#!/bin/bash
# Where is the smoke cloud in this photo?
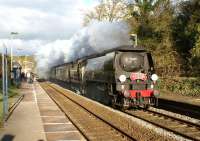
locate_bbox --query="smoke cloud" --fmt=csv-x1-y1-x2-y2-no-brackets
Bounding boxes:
35,21,131,78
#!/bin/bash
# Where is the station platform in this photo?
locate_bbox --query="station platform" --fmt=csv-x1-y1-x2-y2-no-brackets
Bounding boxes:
0,82,85,141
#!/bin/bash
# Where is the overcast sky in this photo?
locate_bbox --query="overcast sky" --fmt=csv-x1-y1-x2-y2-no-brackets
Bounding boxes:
0,0,98,55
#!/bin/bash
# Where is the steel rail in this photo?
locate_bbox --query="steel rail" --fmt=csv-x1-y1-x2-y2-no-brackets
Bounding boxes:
40,83,90,141
41,82,136,141
147,108,200,128
125,109,200,141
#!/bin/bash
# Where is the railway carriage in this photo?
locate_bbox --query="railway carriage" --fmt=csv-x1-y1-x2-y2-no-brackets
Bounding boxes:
50,45,159,109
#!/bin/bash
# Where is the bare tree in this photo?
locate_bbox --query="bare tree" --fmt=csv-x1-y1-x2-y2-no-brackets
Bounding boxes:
83,0,128,25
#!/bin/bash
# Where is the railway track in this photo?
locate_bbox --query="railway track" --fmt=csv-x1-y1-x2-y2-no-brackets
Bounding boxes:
41,82,200,140
125,109,200,141
41,82,135,141
40,82,175,141
158,98,200,119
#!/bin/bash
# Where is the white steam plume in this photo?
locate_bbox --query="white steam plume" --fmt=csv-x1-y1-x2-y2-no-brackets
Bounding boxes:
35,21,131,78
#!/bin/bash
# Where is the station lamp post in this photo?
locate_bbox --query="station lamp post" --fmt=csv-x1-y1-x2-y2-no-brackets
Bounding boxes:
1,32,19,124
1,42,9,123
10,32,19,72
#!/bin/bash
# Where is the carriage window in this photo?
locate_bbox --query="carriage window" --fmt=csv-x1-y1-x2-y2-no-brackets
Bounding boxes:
70,64,78,80
64,66,69,80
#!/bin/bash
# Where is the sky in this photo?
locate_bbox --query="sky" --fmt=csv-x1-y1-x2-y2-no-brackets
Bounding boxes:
0,0,98,55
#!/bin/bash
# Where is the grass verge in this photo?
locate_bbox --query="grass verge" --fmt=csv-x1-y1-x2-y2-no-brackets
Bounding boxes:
0,83,20,126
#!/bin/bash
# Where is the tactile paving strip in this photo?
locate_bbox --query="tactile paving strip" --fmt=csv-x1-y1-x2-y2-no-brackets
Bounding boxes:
34,83,86,141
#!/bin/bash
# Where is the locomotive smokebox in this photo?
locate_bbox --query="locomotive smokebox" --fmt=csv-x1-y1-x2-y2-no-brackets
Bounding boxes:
119,53,143,72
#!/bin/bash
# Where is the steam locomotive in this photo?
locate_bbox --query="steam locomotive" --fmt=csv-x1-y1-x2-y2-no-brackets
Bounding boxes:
50,45,159,109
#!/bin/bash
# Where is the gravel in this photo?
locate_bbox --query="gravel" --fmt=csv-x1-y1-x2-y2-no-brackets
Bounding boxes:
50,83,180,141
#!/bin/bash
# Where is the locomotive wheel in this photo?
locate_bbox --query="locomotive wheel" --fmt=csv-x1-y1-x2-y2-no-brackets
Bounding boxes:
80,83,86,96
111,100,117,109
111,95,125,110
120,97,130,111
111,96,117,109
143,104,150,110
121,106,129,111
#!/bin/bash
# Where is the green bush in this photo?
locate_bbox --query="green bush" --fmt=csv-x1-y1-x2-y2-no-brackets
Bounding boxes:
157,77,200,96
0,80,2,90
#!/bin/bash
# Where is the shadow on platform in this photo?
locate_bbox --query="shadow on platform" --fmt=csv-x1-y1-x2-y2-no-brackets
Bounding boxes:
0,135,44,141
1,134,15,141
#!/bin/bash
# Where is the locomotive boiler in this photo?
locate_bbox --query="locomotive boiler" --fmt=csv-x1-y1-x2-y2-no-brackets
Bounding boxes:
50,45,159,109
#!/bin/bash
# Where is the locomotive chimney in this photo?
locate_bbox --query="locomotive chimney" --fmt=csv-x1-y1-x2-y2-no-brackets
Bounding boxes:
130,34,138,47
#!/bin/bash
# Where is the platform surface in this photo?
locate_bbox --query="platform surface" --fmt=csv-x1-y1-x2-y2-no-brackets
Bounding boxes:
0,82,85,141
